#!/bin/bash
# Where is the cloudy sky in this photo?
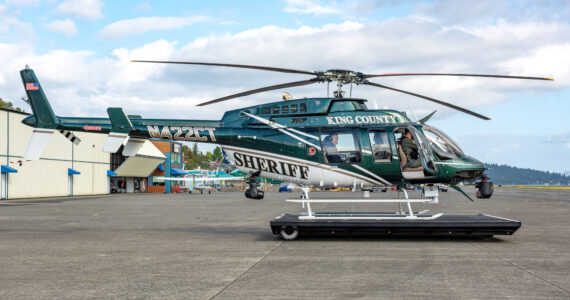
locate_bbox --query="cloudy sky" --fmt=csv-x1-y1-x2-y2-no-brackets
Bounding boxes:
1,0,569,173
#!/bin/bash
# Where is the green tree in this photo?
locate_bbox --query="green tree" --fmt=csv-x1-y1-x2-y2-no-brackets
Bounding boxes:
0,97,24,112
212,146,223,161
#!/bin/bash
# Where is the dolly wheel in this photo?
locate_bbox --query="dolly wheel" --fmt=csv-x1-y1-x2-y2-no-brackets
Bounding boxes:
280,227,299,240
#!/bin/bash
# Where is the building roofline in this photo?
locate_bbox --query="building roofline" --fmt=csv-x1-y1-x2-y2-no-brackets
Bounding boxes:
0,107,31,116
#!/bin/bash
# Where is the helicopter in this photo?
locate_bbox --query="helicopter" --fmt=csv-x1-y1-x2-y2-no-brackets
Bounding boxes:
18,62,552,201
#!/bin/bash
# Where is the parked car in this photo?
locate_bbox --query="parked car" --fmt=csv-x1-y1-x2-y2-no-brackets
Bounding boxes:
279,182,296,192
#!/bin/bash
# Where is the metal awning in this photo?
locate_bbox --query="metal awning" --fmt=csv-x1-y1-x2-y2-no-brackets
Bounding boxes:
68,168,80,175
171,168,187,175
1,165,17,174
107,170,118,176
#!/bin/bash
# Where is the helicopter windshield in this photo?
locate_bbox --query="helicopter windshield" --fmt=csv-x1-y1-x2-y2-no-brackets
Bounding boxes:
422,125,464,159
329,101,367,112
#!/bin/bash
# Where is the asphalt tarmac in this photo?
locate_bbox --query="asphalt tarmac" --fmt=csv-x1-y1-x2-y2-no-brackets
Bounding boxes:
0,188,568,299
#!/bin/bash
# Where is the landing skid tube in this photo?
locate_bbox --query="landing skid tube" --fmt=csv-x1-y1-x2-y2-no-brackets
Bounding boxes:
270,187,521,240
292,187,439,220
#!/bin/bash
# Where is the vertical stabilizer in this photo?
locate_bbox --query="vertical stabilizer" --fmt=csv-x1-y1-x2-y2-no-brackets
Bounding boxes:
103,107,132,153
20,67,59,129
20,67,60,160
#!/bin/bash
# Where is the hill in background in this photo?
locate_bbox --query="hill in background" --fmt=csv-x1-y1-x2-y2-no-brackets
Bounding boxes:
484,163,569,185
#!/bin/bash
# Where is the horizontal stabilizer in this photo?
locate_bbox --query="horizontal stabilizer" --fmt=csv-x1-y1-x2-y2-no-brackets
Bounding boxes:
59,130,81,145
103,132,129,153
24,128,55,160
122,138,146,157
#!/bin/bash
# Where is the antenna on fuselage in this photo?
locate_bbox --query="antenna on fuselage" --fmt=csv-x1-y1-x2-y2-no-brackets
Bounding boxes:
407,105,419,122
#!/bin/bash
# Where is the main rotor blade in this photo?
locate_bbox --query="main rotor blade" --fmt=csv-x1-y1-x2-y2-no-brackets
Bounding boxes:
197,79,320,106
364,73,553,81
132,60,315,76
363,80,491,120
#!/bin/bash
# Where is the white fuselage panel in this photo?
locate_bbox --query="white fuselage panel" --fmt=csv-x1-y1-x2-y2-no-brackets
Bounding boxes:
222,146,383,187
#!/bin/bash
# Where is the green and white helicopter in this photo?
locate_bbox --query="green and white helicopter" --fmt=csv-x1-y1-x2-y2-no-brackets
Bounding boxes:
19,62,552,202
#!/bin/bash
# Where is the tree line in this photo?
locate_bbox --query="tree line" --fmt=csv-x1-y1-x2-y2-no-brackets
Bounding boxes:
484,163,569,185
182,143,225,171
0,97,25,112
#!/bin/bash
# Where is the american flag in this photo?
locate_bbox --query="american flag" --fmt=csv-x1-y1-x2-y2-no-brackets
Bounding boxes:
26,83,39,91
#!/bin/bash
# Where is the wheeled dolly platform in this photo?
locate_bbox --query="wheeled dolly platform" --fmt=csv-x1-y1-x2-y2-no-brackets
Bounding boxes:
270,213,521,240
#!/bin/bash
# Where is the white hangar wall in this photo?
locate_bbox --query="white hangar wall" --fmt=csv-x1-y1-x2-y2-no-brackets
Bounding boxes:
1,108,110,199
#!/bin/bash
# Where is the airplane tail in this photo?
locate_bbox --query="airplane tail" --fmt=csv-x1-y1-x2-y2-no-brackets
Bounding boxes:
20,67,59,129
20,67,80,160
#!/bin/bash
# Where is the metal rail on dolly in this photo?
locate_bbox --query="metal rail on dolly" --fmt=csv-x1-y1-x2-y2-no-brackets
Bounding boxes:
287,187,442,220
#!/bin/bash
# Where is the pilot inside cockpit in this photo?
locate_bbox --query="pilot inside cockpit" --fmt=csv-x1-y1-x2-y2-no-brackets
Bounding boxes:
323,132,342,163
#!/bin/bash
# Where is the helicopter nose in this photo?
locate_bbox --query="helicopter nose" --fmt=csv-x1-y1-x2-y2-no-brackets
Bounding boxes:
463,155,485,168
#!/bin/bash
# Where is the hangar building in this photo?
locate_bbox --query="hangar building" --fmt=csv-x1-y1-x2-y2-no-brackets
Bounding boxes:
1,107,181,200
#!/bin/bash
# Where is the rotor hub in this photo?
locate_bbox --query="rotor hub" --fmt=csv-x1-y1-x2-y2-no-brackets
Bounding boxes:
317,69,365,85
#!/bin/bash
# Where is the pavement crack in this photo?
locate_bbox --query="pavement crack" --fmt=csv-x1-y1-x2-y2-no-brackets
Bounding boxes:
210,240,283,299
467,241,570,296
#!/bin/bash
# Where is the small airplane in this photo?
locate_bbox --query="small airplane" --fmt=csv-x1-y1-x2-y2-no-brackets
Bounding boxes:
157,172,244,194
18,62,552,202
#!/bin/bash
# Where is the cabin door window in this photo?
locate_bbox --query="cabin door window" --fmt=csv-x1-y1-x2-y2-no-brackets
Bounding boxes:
319,130,361,164
368,131,391,162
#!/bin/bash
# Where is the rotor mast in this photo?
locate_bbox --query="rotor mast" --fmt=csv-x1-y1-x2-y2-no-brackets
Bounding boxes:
318,69,365,98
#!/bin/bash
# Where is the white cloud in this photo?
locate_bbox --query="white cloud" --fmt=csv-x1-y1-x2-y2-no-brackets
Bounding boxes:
284,0,343,15
501,44,570,87
57,0,104,20
133,2,151,13
44,19,78,36
1,17,569,125
98,16,211,41
0,5,35,40
4,0,40,6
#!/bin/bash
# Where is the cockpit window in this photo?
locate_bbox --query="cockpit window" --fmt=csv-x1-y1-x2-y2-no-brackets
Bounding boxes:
422,126,464,159
329,101,367,113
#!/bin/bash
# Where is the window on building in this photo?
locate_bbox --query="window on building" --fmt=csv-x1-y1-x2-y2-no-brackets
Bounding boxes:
110,146,126,171
281,105,289,114
272,106,280,114
171,143,181,164
300,103,307,113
